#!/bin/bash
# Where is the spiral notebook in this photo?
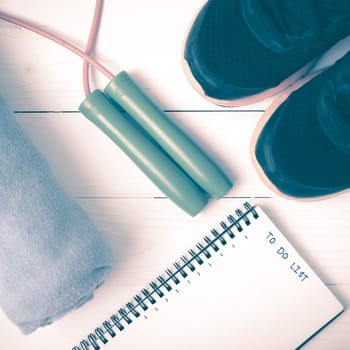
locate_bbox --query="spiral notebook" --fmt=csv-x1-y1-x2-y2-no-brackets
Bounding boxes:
73,203,343,350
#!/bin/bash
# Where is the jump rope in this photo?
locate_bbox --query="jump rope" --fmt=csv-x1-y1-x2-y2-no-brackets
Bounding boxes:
0,1,232,216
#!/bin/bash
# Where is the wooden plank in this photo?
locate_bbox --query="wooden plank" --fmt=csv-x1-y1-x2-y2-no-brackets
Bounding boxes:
72,197,350,286
0,195,348,349
1,0,349,111
16,111,269,197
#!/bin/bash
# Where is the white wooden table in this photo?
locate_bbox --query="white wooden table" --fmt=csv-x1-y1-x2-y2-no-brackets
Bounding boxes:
1,1,350,349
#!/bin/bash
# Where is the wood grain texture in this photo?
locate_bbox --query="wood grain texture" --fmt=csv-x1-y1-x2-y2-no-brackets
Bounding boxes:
1,0,349,349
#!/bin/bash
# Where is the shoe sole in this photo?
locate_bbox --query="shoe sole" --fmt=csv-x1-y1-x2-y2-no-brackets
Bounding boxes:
249,69,350,201
181,0,318,107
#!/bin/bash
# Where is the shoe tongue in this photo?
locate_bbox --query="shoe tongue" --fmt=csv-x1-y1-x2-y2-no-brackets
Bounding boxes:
317,57,350,154
242,0,321,53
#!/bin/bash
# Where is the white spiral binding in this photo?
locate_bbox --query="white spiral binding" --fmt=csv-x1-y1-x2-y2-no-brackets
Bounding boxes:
73,202,259,350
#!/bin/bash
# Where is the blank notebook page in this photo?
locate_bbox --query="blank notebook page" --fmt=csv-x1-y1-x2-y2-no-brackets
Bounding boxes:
76,206,343,350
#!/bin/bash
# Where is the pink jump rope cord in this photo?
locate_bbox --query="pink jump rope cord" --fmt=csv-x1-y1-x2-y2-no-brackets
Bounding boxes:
0,0,112,97
83,0,104,96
